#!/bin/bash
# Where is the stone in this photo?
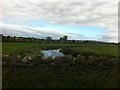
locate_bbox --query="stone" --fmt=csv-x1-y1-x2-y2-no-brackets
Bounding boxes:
49,62,56,66
87,55,99,65
31,55,42,65
22,56,32,64
2,55,11,64
76,55,86,64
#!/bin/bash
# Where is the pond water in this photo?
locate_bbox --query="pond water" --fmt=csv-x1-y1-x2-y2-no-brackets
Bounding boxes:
41,49,64,59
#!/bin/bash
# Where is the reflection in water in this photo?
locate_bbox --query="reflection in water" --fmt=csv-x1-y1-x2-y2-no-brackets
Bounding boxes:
41,49,64,59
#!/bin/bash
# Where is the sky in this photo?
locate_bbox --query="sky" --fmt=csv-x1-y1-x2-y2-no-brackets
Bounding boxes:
0,0,119,42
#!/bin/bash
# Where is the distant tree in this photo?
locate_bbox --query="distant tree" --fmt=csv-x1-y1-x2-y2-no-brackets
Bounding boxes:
23,38,26,41
29,37,31,40
72,39,75,43
7,36,10,39
63,35,68,41
13,36,16,39
59,37,63,41
46,36,52,41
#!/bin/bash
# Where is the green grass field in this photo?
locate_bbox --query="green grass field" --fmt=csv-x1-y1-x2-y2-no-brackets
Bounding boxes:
2,42,118,57
2,42,39,54
2,42,119,88
3,65,119,88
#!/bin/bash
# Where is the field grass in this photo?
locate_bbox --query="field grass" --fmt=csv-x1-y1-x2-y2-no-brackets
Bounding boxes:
70,45,118,57
2,64,119,88
2,42,118,57
2,42,40,54
2,42,119,88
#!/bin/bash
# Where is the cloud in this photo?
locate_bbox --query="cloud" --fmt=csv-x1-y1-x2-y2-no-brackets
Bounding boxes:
1,0,119,42
1,23,99,40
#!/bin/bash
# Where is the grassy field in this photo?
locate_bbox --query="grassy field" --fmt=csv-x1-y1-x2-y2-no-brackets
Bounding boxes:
2,42,118,57
2,42,119,88
3,65,119,88
2,42,40,54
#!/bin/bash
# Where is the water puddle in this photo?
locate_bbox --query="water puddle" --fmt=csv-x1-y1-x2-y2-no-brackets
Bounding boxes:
41,49,64,59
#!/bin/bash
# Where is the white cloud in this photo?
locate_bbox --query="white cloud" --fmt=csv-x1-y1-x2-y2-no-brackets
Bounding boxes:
1,0,119,42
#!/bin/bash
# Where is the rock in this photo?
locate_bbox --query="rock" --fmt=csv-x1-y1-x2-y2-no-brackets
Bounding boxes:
62,55,76,65
2,54,22,64
41,58,52,65
99,56,109,61
76,55,86,60
49,62,56,66
2,55,11,64
110,58,118,65
15,63,23,66
17,55,21,58
76,55,86,64
98,62,104,68
99,56,110,66
88,55,99,60
31,55,42,65
54,57,63,65
16,55,22,63
31,55,53,66
22,56,32,64
53,55,75,66
11,54,23,64
3,55,9,57
87,55,99,65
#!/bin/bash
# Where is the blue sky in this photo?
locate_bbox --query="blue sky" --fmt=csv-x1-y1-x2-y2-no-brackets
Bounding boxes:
2,18,105,40
44,24,104,37
25,19,104,38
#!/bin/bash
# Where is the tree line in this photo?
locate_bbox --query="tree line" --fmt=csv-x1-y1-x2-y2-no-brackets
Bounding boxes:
1,34,70,43
1,34,117,44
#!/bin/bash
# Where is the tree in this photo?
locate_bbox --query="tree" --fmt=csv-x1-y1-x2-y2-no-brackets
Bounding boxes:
63,35,68,41
13,36,16,39
7,36,10,39
59,37,63,41
29,37,31,40
46,36,52,41
72,39,75,43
